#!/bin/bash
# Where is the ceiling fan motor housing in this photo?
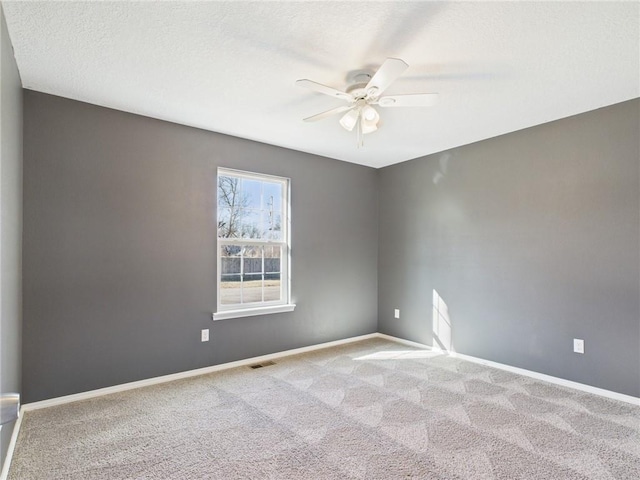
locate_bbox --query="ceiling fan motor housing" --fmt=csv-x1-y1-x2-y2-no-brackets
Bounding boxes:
345,71,375,99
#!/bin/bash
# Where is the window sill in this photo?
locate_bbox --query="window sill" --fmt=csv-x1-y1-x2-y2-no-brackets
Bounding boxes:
213,304,296,321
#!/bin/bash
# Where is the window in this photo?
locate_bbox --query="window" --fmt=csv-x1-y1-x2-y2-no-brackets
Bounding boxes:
213,168,294,320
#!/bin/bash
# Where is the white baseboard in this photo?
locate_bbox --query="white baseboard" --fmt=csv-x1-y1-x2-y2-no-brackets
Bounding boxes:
0,413,23,480
16,330,640,411
22,333,378,412
0,332,378,479
3,330,638,479
376,333,436,350
377,333,640,406
451,350,640,406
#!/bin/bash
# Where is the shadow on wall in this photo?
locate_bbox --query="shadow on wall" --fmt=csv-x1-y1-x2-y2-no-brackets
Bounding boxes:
432,289,453,352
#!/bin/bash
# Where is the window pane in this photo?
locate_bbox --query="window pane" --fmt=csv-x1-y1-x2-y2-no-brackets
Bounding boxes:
243,246,263,276
242,246,263,304
221,246,241,305
220,274,241,305
242,179,262,209
263,182,282,240
242,274,263,303
262,211,282,241
264,246,281,274
264,246,281,302
237,209,262,239
220,246,241,274
264,273,281,302
218,176,240,208
217,207,234,238
263,182,282,212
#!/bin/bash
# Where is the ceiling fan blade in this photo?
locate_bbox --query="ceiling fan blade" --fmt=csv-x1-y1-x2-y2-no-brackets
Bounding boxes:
295,79,351,101
303,105,353,122
365,58,409,97
377,93,440,107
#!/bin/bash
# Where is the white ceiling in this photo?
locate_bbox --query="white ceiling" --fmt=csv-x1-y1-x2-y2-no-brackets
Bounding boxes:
3,1,639,168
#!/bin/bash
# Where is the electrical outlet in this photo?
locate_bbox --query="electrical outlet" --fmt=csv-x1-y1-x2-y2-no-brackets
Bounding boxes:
573,338,584,354
201,329,210,342
394,309,400,319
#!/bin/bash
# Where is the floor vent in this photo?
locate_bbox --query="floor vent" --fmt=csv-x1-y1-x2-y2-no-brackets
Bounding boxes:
249,361,276,369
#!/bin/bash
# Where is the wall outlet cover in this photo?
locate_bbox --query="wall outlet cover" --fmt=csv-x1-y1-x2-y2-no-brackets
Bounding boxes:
201,329,210,342
573,338,584,354
394,309,400,319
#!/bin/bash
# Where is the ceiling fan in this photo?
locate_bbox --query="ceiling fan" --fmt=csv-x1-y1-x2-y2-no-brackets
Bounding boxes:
296,58,439,147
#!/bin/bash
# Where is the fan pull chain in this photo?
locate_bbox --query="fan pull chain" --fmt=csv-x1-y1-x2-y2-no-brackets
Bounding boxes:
356,114,364,148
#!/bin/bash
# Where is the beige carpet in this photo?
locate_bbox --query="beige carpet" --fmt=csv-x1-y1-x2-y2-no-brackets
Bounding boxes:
8,338,640,479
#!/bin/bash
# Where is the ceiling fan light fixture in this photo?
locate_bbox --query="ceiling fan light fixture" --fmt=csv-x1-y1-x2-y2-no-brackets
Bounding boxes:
339,108,360,131
362,105,379,122
361,120,378,135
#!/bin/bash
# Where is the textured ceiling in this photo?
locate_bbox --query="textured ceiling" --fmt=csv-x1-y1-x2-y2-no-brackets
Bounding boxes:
3,1,639,168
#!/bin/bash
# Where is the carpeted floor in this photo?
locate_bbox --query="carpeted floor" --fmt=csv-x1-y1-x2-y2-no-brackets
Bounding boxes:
8,338,640,479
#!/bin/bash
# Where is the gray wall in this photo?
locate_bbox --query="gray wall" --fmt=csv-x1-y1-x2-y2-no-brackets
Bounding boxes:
379,99,640,397
22,91,378,403
20,88,640,403
0,5,23,469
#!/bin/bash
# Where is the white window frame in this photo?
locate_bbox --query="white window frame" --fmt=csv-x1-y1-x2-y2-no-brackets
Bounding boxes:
213,168,294,320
